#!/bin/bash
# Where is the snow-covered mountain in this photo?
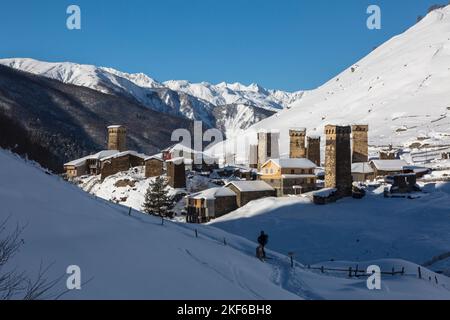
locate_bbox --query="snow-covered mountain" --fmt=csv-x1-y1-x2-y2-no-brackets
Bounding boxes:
211,5,450,160
0,58,299,135
164,80,303,111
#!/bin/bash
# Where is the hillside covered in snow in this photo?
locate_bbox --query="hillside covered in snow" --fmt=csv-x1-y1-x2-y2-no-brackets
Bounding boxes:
211,5,450,159
1,149,449,299
210,182,450,273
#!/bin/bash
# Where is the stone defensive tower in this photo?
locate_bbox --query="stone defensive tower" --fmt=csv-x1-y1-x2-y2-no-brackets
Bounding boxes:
289,128,307,159
107,125,127,152
307,136,321,166
257,131,280,169
248,144,258,169
325,125,352,197
352,125,369,163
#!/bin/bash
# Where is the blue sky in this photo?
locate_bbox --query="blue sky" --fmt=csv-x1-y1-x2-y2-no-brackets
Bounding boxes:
0,0,445,91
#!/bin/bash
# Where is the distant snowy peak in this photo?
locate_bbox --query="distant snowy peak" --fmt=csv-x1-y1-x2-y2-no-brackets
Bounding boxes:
99,67,163,89
0,57,302,134
164,79,304,111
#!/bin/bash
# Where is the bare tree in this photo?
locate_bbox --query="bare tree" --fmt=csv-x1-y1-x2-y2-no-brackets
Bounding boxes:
0,218,63,300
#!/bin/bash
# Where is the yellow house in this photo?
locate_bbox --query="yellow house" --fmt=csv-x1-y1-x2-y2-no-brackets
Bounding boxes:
259,158,317,196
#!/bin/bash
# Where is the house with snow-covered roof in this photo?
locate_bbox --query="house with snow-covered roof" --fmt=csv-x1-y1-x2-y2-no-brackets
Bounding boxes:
100,150,149,180
225,180,276,207
162,143,218,172
370,159,408,178
64,150,120,178
64,125,149,180
185,187,238,223
351,162,374,182
258,158,317,196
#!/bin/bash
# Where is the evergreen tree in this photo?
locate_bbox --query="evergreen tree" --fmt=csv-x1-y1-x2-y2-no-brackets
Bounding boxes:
142,176,173,217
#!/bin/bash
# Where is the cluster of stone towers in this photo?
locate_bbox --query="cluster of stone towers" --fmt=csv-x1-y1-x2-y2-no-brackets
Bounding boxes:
252,125,368,199
289,128,321,166
324,124,369,198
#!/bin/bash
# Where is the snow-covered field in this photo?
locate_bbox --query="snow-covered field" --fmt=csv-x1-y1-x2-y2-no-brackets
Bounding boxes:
210,182,450,274
1,149,449,299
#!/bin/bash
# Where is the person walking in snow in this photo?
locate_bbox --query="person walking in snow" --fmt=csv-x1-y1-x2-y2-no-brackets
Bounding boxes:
257,231,269,259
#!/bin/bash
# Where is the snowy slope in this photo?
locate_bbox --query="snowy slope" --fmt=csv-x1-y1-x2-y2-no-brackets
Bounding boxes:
0,58,297,134
211,6,450,159
2,149,449,299
0,149,296,299
210,182,450,273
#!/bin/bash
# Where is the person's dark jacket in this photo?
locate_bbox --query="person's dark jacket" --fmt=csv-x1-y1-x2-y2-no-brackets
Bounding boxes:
258,234,268,246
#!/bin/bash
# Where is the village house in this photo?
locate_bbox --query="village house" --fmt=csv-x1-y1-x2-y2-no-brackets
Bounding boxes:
351,162,375,182
64,150,120,178
145,154,164,178
225,181,276,207
258,158,317,196
370,159,408,178
64,125,151,180
100,151,148,180
185,187,237,223
403,165,431,178
162,143,218,172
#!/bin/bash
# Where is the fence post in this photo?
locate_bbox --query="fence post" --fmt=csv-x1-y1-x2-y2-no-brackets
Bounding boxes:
392,267,395,276
223,238,227,246
195,229,198,238
321,266,324,273
418,267,422,279
435,276,438,285
349,267,353,278
128,207,132,216
401,267,405,275
161,217,164,226
355,265,359,277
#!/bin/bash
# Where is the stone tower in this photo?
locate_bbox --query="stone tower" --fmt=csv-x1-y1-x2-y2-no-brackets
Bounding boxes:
107,125,127,152
289,128,307,159
248,144,258,169
325,125,352,197
166,159,186,189
307,136,321,166
352,125,369,163
257,131,280,169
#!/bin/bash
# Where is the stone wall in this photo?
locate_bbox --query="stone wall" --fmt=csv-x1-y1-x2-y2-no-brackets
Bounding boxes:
227,184,276,207
145,159,164,178
100,154,144,180
214,196,238,218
